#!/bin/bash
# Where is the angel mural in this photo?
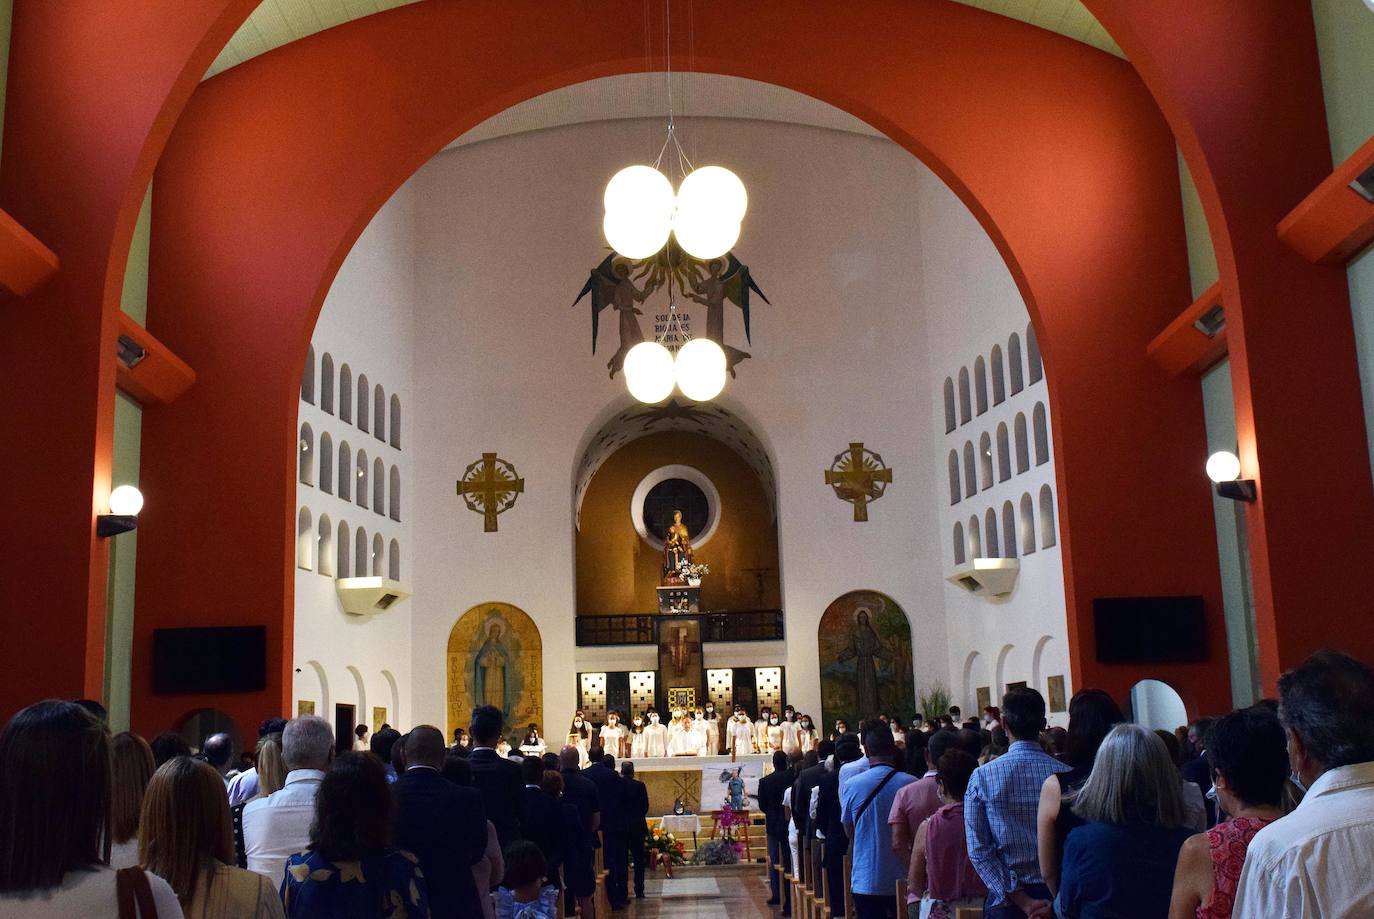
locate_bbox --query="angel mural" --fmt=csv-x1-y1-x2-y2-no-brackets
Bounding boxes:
573,241,769,381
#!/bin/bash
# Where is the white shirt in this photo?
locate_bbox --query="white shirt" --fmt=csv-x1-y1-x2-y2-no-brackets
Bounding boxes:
0,865,184,918
242,768,325,879
226,766,259,807
1234,761,1374,918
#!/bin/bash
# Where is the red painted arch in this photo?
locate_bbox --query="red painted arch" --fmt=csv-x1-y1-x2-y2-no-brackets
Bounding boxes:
137,0,1229,736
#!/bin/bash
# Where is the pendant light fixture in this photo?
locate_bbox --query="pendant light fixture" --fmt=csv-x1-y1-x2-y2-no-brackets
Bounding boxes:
605,1,743,403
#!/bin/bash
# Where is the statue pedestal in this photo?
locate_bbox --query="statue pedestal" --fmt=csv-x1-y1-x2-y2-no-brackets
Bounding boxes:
657,585,701,614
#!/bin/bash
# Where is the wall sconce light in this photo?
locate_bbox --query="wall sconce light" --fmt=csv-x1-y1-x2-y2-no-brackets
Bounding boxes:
1206,451,1256,502
98,485,143,537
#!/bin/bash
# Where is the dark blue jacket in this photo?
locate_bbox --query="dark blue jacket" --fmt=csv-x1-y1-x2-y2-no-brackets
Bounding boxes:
468,747,524,847
584,762,626,835
390,766,487,918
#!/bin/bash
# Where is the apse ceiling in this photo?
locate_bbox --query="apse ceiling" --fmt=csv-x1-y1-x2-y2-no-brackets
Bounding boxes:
205,0,1122,83
573,400,777,529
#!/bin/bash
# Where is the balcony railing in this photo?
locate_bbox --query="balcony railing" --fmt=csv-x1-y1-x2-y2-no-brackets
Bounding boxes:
575,609,784,646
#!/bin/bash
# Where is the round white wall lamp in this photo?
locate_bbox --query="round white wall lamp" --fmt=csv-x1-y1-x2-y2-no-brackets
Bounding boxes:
99,484,144,537
1206,450,1256,502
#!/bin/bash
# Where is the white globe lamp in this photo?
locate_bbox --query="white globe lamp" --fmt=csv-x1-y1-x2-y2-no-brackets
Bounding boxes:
671,209,740,260
109,484,144,517
676,166,748,222
623,341,676,403
675,338,728,401
604,165,675,219
603,210,672,260
1205,451,1241,484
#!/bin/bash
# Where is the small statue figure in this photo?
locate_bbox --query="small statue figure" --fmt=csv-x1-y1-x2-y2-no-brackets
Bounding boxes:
661,509,693,585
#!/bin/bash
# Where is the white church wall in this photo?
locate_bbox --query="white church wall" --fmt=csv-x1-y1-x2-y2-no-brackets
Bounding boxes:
294,180,417,733
406,115,953,733
915,168,1072,726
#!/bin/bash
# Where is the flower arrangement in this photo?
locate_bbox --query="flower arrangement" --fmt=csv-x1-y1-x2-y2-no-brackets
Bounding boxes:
682,561,711,579
691,838,742,865
647,825,687,870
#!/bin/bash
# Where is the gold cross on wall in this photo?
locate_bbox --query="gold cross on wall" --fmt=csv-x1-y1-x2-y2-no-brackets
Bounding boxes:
457,452,525,532
825,442,893,522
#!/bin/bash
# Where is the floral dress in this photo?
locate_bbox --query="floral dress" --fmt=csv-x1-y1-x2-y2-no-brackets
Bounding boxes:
494,885,560,919
1197,816,1276,919
280,848,428,918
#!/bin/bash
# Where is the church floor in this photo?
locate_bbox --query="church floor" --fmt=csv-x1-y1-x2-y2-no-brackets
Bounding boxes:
619,865,775,918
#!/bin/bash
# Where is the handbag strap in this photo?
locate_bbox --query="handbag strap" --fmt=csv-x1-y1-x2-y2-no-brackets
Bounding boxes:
116,866,158,919
854,765,899,825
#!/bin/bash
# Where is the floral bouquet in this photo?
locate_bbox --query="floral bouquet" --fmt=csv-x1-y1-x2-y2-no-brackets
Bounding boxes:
691,838,742,865
682,561,711,579
648,825,687,876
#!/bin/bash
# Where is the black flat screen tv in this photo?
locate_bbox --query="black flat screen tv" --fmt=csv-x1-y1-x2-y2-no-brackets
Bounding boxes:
1093,595,1206,663
152,626,267,694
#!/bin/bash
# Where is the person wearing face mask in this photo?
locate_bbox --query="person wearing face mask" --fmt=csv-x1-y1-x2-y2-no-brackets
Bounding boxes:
701,703,721,755
833,719,849,742
568,712,591,767
781,707,801,755
666,709,685,752
630,715,647,759
691,709,711,754
756,708,773,754
598,712,627,759
798,715,818,754
768,713,785,753
729,711,755,759
642,711,668,758
890,717,907,749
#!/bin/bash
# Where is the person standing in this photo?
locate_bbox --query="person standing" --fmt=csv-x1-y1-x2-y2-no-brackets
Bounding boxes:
890,729,955,916
842,726,915,919
729,710,755,757
909,751,986,919
243,715,335,880
758,750,797,914
468,705,524,848
391,726,489,918
1233,650,1374,917
557,747,600,919
519,756,564,890
964,688,1068,918
585,752,628,910
1180,718,1216,825
140,756,285,918
621,762,650,901
642,711,668,758
816,736,862,917
792,739,834,886
1168,706,1288,919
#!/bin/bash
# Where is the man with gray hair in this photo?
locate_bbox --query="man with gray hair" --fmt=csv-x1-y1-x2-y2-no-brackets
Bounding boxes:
1234,650,1374,916
242,714,335,877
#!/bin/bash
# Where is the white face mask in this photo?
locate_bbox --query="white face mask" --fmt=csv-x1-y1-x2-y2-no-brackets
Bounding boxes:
650,714,660,723
608,717,617,726
633,718,642,727
672,710,682,720
770,717,779,726
802,720,812,729
785,711,795,721
574,718,583,727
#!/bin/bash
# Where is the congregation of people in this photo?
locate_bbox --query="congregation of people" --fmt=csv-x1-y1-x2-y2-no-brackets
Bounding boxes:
757,649,1374,919
3,649,1374,918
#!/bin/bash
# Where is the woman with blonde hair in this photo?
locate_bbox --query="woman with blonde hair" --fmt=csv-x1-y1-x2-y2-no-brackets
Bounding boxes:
140,756,284,918
254,733,286,798
110,732,156,869
1054,724,1193,918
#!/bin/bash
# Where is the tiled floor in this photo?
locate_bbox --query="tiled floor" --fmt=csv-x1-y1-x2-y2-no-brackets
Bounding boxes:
619,865,778,917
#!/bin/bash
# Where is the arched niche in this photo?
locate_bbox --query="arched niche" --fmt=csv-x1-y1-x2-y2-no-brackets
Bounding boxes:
574,403,779,616
1129,678,1188,731
817,590,914,729
447,602,543,739
995,643,1016,695
297,659,330,716
962,650,991,715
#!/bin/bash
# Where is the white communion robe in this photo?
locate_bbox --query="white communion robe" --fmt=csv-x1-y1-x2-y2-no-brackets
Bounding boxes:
667,724,707,756
642,723,668,758
780,720,801,755
599,724,628,758
755,719,770,753
728,719,755,755
630,730,648,759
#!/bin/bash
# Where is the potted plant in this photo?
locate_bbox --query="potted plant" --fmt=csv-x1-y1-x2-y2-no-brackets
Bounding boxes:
683,561,710,588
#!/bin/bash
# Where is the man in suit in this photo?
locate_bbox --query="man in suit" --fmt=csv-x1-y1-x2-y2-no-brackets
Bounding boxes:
621,761,650,900
815,735,862,917
586,750,629,910
758,749,796,915
559,745,601,919
1181,717,1216,824
467,704,524,847
793,739,834,884
520,754,564,883
390,725,488,918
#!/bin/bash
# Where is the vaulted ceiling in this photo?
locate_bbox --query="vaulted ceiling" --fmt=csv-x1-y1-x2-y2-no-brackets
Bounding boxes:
205,0,1122,81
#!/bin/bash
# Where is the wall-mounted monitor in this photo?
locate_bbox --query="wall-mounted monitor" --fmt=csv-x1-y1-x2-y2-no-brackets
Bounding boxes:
152,626,267,694
1093,596,1206,664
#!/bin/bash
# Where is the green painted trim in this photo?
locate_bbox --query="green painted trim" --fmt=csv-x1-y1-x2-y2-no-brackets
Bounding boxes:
1176,147,1218,302
0,0,11,163
121,184,152,325
105,392,142,733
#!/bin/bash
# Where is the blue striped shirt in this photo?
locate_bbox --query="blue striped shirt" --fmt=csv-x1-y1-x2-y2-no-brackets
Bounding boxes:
963,740,1069,905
